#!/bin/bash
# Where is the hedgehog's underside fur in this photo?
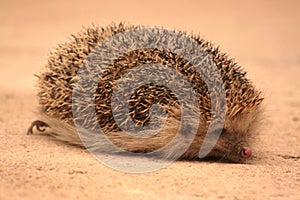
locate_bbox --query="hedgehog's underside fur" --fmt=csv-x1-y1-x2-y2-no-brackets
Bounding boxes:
29,22,264,163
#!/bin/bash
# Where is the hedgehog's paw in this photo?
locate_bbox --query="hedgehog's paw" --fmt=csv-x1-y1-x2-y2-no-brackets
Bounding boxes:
27,120,49,135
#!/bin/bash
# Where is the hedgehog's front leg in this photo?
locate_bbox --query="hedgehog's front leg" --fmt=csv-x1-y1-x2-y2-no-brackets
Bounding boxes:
27,120,49,135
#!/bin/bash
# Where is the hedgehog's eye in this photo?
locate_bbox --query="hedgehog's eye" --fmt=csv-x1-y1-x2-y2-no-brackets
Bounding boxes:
213,128,226,135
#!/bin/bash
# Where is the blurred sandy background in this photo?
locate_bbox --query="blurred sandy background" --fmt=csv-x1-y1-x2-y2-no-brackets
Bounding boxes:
0,0,299,199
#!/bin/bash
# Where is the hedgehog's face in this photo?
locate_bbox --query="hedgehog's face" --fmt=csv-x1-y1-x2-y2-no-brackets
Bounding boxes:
204,110,261,163
206,127,252,163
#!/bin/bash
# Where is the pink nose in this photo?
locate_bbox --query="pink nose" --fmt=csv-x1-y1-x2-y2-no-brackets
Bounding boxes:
241,147,252,158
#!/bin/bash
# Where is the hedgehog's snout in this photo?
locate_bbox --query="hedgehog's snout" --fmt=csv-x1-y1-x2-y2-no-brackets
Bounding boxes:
241,147,252,158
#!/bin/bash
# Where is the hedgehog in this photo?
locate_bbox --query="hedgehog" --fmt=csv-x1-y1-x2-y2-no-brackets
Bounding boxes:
27,22,264,163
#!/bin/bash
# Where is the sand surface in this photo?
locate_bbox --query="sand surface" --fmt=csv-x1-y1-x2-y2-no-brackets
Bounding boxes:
0,0,300,199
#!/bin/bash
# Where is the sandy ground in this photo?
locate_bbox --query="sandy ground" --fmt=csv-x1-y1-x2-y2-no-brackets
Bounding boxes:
0,0,300,199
